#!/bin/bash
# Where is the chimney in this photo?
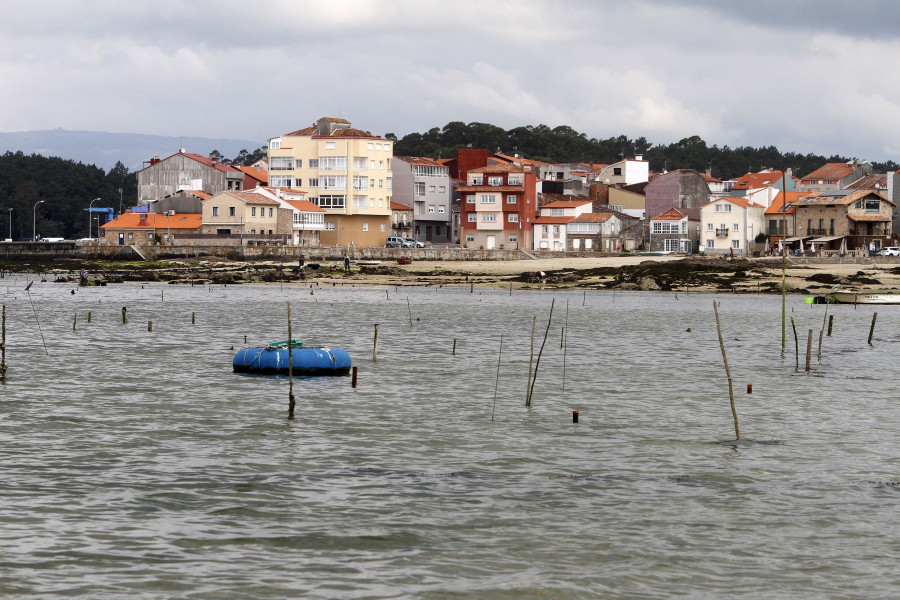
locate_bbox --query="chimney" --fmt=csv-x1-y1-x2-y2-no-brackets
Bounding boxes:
149,156,161,166
706,167,712,177
635,154,643,161
139,213,147,224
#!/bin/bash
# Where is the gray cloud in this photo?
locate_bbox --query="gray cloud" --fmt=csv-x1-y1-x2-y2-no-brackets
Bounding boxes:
2,0,899,162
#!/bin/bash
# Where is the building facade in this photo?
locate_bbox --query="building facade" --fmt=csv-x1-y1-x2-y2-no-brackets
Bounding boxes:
267,117,393,246
458,164,537,250
391,156,451,244
699,197,765,255
137,150,244,205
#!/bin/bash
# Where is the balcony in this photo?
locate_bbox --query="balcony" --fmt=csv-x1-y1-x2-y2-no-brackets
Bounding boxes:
715,228,729,237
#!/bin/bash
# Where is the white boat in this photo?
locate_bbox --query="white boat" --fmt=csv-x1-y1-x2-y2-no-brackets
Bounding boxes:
355,260,382,266
830,291,900,305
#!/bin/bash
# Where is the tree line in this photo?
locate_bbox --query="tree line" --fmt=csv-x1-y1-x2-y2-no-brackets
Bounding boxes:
0,151,135,240
392,122,899,180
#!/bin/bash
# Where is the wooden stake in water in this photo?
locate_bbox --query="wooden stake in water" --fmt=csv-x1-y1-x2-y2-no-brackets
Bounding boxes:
122,306,127,324
192,311,195,325
868,312,878,345
713,301,740,441
827,314,834,337
491,334,503,422
73,313,77,331
148,321,152,332
526,299,555,408
781,253,786,355
791,317,799,371
288,303,295,420
805,329,813,371
25,282,48,356
526,315,536,405
407,297,413,328
373,323,379,362
1,304,7,381
452,338,456,356
88,311,91,323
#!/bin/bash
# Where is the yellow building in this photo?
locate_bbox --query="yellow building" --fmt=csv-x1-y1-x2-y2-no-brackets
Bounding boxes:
267,117,393,247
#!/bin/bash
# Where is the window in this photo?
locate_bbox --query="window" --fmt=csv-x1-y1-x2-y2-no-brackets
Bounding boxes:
466,234,475,242
353,196,368,210
251,207,256,217
325,222,336,230
707,223,713,231
295,179,302,187
428,185,436,193
380,224,385,232
269,139,281,149
471,175,483,185
147,232,153,239
542,225,548,233
269,175,291,187
370,160,375,169
724,204,732,212
387,177,392,191
317,195,346,209
508,175,521,185
573,238,580,249
508,214,518,223
482,214,497,222
428,205,435,213
468,214,477,222
732,240,741,249
466,195,475,204
229,207,236,217
270,157,292,170
353,176,368,190
128,233,133,240
707,239,714,248
363,222,368,232
387,158,391,170
488,176,503,186
551,209,563,216
367,143,373,150
319,156,347,171
308,178,318,187
379,180,383,188
384,145,390,152
212,207,219,217
613,167,622,175
506,195,517,204
376,143,382,151
320,175,346,190
866,199,880,211
664,239,680,252
733,223,739,232
553,225,560,234
715,204,721,212
269,208,274,217
508,234,517,242
353,157,368,170
439,186,446,193
379,160,384,170
438,205,445,213
308,159,319,168
295,159,302,169
325,142,336,150
480,194,496,203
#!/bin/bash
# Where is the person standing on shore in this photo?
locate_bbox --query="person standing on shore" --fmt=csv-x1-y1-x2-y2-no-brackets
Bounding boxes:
344,255,351,273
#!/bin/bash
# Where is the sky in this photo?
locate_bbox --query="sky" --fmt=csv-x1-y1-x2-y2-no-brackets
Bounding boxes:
2,0,900,162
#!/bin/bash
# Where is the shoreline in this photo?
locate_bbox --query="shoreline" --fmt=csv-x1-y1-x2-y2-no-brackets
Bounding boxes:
6,254,900,296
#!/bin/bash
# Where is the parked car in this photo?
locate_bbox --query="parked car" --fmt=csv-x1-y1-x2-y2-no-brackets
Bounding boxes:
404,238,425,248
878,246,900,256
386,236,412,248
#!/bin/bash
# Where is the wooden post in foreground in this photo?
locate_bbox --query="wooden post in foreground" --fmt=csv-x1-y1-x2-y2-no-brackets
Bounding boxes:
373,324,379,362
805,329,813,372
288,303,295,420
868,312,878,345
1,305,7,381
713,301,740,441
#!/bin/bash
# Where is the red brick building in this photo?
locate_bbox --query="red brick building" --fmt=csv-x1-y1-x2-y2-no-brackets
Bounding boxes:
458,164,537,250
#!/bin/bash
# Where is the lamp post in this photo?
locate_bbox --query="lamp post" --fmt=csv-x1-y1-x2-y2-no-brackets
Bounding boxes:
33,200,45,242
118,188,123,216
7,208,11,241
88,197,100,240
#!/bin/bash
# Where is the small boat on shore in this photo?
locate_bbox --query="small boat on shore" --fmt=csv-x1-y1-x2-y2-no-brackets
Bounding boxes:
397,256,412,265
233,340,352,375
356,260,382,266
829,291,900,305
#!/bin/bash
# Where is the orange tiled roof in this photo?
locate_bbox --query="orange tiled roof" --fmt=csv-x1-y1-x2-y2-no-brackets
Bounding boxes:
394,156,445,167
800,163,855,182
493,153,551,167
701,196,765,209
571,213,613,223
533,216,576,224
101,213,202,230
238,166,268,184
542,200,592,209
226,191,280,205
732,170,783,190
285,200,324,212
284,125,317,136
796,189,891,206
390,202,412,211
652,208,691,221
700,172,722,183
766,191,805,214
313,127,383,140
845,173,887,189
849,214,891,222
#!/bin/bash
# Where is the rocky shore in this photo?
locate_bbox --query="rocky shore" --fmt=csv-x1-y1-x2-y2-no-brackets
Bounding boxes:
5,255,900,295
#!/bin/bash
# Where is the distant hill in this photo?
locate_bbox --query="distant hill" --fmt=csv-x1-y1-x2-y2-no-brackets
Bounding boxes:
0,129,264,173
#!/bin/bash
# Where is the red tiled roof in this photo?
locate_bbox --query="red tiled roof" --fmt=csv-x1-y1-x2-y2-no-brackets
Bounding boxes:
284,125,317,136
136,151,242,174
796,189,890,206
390,202,412,211
176,190,211,199
313,127,383,140
394,156,444,167
652,207,700,221
849,214,891,222
101,213,202,230
701,196,765,209
285,200,324,213
493,153,550,167
238,166,268,184
323,117,351,123
700,172,722,183
800,163,855,182
533,216,576,224
732,170,783,190
845,174,887,189
468,163,526,174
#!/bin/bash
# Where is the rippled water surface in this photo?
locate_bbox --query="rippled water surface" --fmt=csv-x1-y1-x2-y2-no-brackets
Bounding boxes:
1,276,898,599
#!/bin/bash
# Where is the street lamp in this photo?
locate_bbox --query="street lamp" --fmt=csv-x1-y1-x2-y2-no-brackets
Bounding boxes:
33,200,45,242
7,208,11,241
118,188,123,216
88,197,100,240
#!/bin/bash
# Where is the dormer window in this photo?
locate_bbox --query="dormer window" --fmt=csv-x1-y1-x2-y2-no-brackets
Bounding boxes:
471,176,483,185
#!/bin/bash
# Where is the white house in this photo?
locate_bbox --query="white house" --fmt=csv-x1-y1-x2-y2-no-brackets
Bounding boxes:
700,196,765,255
531,199,592,251
247,186,325,245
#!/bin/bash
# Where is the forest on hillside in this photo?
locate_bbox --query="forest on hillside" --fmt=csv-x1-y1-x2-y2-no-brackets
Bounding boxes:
392,122,899,180
0,151,135,240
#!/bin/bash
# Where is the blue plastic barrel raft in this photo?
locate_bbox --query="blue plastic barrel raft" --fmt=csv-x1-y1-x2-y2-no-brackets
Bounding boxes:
233,340,351,376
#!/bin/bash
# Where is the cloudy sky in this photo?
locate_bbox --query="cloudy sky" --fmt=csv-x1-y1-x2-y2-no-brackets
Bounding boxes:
2,0,900,161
